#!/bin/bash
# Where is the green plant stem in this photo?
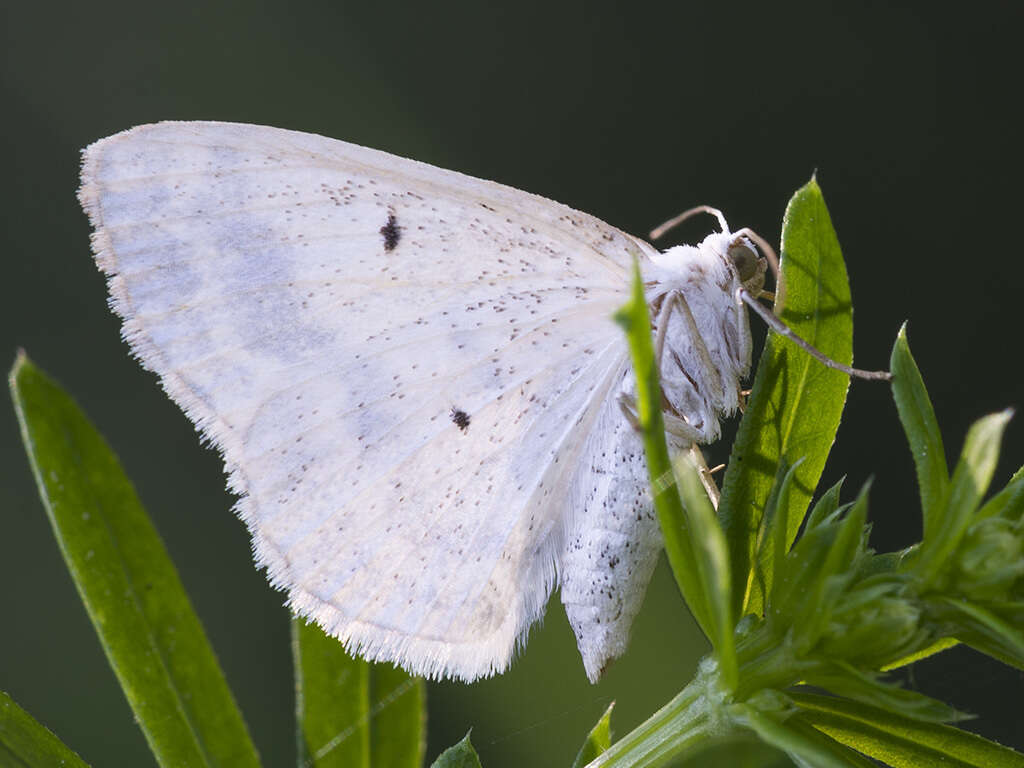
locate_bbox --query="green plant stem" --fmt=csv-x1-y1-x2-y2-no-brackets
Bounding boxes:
734,637,802,701
588,625,815,767
586,665,727,768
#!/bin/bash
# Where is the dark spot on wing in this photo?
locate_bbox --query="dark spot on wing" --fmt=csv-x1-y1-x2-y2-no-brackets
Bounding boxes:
450,407,471,432
380,213,401,251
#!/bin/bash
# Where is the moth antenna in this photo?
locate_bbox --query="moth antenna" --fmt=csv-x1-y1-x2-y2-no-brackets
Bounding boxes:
650,205,729,240
650,215,885,380
738,288,892,381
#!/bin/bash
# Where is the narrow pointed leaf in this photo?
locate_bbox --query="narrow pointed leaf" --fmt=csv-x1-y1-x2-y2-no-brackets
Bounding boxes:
572,702,614,768
799,662,964,723
293,618,369,768
678,741,795,768
890,326,950,536
770,488,864,635
759,459,800,606
817,485,870,588
369,663,426,768
791,692,1024,768
881,636,959,671
429,732,482,768
929,596,1024,671
721,178,855,619
783,719,880,768
793,487,869,645
292,618,425,768
947,409,1013,525
616,262,714,639
976,466,1024,522
0,691,91,768
805,477,846,533
732,703,873,768
677,459,737,688
916,410,1013,584
8,353,260,768
769,521,837,628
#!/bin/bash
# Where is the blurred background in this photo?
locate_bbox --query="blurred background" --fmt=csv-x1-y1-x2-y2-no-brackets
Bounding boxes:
2,1,1021,766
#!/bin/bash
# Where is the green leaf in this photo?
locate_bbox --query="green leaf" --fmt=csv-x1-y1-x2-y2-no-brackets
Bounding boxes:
429,732,482,768
0,690,91,768
572,702,614,768
790,691,1024,768
915,410,1013,585
819,484,869,583
881,636,959,671
676,458,737,688
757,458,800,607
369,663,425,768
798,662,964,724
615,261,717,641
721,178,855,619
789,486,870,650
292,618,425,768
731,702,875,768
768,483,868,650
945,410,1013,526
976,466,1024,522
575,674,720,767
676,740,792,768
804,476,846,533
9,353,261,768
292,618,368,767
890,325,950,536
929,596,1024,671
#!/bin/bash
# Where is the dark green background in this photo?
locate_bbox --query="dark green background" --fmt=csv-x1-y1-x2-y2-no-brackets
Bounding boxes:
2,2,1021,766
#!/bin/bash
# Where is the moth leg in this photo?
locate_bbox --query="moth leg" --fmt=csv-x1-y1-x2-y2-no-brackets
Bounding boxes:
654,290,726,404
665,291,727,404
652,290,676,369
738,388,752,413
618,392,704,445
687,444,721,509
732,277,755,369
617,393,642,432
738,288,892,381
662,411,704,444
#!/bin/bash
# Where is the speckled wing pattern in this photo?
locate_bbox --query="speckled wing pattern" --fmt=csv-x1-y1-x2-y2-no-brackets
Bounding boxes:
78,121,664,681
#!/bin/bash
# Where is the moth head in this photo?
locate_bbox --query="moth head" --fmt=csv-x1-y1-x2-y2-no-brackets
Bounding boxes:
727,237,767,296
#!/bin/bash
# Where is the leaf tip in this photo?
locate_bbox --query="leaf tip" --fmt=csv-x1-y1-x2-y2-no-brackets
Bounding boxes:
9,347,31,384
890,323,916,374
801,173,823,200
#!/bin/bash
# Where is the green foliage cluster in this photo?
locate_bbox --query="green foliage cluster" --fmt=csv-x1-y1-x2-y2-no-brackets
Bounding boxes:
4,180,1021,767
608,180,1024,767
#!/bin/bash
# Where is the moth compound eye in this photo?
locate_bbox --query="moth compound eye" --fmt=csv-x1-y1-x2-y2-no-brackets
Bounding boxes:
728,244,759,282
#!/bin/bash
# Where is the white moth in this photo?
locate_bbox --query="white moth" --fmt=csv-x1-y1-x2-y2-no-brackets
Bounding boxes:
77,122,774,682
